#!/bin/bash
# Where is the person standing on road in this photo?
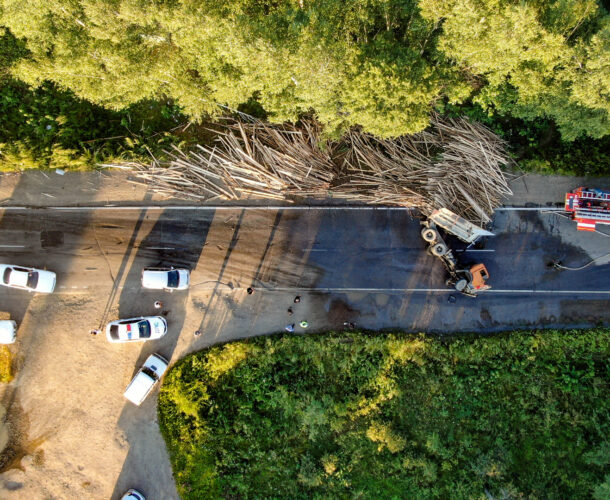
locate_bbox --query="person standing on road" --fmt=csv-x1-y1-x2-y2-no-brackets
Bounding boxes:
299,321,309,329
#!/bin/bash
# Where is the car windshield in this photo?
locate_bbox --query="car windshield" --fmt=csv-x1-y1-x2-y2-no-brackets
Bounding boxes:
167,270,180,288
26,271,39,289
138,320,151,339
3,268,11,284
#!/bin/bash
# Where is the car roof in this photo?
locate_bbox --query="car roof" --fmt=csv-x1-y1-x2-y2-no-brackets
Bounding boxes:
113,320,146,341
142,269,169,288
9,269,29,287
124,372,155,405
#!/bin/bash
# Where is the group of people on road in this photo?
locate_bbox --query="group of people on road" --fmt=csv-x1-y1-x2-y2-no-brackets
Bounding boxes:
285,295,307,332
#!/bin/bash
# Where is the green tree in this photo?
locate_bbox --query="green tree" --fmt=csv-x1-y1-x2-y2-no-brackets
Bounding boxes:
419,0,610,140
0,0,445,136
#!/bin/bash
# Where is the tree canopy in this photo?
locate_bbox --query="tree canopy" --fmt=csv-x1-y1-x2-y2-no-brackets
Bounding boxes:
0,0,608,139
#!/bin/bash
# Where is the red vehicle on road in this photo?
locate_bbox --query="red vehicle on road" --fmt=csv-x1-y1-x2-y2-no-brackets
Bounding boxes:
565,187,610,231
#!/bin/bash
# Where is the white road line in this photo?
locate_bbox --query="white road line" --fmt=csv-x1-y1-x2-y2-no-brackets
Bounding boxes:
0,205,415,211
0,244,25,248
54,286,610,295
264,287,610,295
0,205,565,212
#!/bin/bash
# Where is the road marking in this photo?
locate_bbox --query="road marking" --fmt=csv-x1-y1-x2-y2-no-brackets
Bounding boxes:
0,244,25,248
0,205,565,212
0,205,415,211
51,286,610,296
263,287,610,295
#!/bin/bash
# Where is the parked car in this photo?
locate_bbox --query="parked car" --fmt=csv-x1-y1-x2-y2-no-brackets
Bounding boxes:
105,317,167,343
124,353,168,406
141,267,190,291
120,489,146,500
0,320,17,344
0,264,56,293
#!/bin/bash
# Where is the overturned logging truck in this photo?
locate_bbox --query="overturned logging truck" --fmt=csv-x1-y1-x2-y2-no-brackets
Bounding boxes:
421,208,494,297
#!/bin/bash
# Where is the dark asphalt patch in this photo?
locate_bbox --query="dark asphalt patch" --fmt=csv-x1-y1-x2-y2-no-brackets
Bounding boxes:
40,230,64,249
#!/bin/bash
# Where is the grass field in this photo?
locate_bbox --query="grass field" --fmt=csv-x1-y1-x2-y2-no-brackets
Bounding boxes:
159,329,610,499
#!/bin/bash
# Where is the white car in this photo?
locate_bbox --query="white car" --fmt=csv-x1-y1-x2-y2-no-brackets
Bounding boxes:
0,320,17,344
124,353,168,406
141,267,190,291
0,264,56,293
106,316,167,343
121,489,146,500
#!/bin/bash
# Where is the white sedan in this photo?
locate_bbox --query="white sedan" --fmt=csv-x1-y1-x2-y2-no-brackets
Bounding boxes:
0,264,56,293
106,316,168,343
141,267,190,291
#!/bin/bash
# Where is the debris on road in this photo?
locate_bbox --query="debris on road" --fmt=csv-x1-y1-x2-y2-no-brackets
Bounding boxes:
115,114,512,225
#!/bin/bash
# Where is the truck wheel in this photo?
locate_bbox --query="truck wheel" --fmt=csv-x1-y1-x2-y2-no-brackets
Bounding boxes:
431,243,447,257
421,228,437,242
454,279,468,292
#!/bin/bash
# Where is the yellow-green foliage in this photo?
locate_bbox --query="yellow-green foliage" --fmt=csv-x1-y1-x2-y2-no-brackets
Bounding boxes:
0,346,13,383
367,420,406,453
204,342,252,382
2,0,608,140
159,329,610,499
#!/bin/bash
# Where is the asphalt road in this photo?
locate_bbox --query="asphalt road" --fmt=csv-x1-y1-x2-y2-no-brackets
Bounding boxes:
0,206,609,499
1,207,609,326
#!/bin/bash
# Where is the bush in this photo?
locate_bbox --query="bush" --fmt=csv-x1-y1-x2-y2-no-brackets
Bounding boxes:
159,329,610,499
0,346,13,383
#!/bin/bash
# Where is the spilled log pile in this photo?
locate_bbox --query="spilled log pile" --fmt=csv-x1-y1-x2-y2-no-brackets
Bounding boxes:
109,115,512,224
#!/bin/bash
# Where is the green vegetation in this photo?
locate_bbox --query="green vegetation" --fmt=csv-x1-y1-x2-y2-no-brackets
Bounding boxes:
0,346,13,383
0,29,186,171
159,329,610,499
1,1,609,172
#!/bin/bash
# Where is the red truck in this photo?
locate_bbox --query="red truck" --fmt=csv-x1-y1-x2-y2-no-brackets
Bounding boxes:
565,187,610,231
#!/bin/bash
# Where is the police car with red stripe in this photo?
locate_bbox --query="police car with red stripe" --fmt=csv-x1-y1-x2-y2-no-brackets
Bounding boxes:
105,316,167,343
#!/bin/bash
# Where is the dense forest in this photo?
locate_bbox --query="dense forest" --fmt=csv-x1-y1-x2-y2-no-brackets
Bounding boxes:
1,1,609,173
158,328,610,499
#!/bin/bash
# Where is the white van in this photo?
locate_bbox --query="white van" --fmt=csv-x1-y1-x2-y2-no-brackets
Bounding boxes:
0,320,17,344
124,354,169,406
